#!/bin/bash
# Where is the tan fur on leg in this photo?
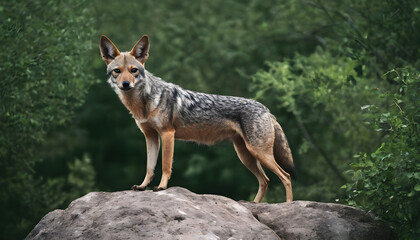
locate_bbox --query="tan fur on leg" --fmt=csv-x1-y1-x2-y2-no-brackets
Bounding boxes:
155,129,175,191
246,145,293,202
233,136,269,202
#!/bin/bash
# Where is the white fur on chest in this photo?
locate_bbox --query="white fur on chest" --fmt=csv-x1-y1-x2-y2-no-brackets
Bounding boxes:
120,93,163,129
134,114,163,130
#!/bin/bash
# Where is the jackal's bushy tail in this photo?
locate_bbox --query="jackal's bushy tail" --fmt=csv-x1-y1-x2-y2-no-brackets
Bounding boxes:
272,118,296,180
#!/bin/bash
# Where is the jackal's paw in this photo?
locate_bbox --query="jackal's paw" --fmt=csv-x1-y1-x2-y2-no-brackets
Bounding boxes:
131,185,146,191
153,186,166,192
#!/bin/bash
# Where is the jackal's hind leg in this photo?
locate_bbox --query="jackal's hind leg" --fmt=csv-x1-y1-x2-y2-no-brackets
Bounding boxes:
233,136,270,202
247,144,293,202
133,125,160,191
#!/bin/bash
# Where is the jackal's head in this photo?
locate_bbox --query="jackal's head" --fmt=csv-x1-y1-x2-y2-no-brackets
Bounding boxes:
100,35,149,91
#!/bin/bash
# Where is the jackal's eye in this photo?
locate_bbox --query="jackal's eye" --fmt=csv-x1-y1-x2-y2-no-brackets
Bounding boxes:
131,68,138,73
113,69,121,73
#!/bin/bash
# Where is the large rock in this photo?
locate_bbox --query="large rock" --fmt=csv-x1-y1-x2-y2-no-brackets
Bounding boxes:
26,187,392,240
240,201,393,240
26,187,278,240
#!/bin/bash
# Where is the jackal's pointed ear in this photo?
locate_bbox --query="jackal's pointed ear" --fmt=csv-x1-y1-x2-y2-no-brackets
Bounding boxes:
100,35,120,65
130,35,149,65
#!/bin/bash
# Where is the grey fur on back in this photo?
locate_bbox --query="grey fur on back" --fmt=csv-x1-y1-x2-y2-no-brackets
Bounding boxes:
133,71,271,140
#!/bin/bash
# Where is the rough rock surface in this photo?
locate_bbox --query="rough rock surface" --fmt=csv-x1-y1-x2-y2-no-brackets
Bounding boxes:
240,201,393,240
26,187,278,240
26,187,392,240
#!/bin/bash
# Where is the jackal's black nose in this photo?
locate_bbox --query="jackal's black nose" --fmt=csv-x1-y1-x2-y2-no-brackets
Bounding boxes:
122,81,131,89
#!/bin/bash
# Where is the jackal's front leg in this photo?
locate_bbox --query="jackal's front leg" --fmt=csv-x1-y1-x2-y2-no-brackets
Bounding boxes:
132,125,160,191
154,129,175,191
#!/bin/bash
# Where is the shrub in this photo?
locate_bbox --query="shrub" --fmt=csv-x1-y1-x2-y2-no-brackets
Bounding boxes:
344,68,420,239
0,1,95,238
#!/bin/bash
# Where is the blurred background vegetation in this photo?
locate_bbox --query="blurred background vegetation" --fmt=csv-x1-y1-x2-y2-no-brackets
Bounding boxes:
0,0,419,239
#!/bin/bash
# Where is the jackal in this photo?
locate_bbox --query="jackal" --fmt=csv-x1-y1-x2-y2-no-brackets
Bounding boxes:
100,35,295,202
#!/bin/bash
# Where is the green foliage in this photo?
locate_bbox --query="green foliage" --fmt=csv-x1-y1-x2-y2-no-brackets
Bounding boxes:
0,0,96,239
40,154,97,211
344,69,420,239
310,0,420,72
251,49,382,201
1,0,419,239
66,154,97,202
92,0,326,96
249,2,420,237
